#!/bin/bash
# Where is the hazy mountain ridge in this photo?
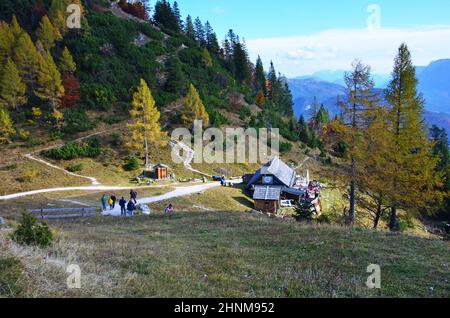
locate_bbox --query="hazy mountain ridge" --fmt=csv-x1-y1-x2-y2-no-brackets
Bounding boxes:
288,60,450,134
292,59,450,115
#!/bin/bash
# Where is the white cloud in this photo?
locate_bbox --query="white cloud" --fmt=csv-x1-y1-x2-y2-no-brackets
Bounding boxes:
246,26,450,77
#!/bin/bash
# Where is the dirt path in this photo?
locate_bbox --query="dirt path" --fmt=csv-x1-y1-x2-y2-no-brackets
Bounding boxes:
23,128,121,186
170,140,211,177
102,183,223,216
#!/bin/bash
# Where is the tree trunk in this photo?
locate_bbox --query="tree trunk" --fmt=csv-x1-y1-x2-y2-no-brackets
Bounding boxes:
144,135,149,168
389,205,398,231
348,156,356,224
373,202,382,229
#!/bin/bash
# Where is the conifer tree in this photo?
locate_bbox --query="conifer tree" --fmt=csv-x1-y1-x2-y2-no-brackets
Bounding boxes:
385,43,442,230
10,15,22,37
59,46,76,75
338,60,378,224
255,56,266,93
233,41,250,83
49,0,67,36
127,79,167,167
182,84,209,128
36,15,61,50
13,32,41,92
0,106,15,144
0,58,27,110
184,15,195,41
34,50,65,120
194,17,206,47
0,21,14,66
298,115,311,144
164,54,185,94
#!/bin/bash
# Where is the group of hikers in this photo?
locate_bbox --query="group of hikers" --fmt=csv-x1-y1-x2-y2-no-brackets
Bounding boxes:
101,190,174,217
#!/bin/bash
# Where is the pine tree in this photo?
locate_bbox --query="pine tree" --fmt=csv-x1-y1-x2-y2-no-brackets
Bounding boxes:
182,84,209,128
385,43,442,230
10,15,22,37
194,17,206,47
204,21,220,55
184,15,195,41
59,46,76,75
254,56,266,93
34,50,65,119
173,1,182,30
127,79,167,167
298,115,311,144
233,41,250,83
13,32,41,92
356,103,394,228
36,15,61,50
338,60,378,224
49,0,67,36
202,48,213,68
0,21,14,66
0,58,27,110
0,106,15,144
164,54,185,94
267,61,278,101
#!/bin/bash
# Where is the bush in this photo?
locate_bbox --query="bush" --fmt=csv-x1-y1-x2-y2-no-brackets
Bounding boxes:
10,213,53,248
18,169,38,183
279,142,293,153
62,108,96,135
42,138,102,160
66,163,83,173
123,155,140,171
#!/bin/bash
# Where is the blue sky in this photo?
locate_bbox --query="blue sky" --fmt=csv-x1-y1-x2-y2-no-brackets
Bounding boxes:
174,0,450,76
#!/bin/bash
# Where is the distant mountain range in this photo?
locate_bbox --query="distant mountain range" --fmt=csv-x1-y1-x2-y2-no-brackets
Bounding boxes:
288,59,450,133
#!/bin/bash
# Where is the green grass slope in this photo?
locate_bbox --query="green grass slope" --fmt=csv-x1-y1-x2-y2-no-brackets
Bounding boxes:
1,211,449,298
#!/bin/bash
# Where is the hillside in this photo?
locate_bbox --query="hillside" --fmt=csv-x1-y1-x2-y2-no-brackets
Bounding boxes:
1,209,449,298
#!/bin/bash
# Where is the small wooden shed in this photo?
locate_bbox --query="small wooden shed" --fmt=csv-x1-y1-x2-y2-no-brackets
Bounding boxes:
253,185,282,214
153,163,169,180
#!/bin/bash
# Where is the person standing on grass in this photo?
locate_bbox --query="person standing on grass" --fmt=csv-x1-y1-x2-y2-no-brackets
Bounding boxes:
111,194,117,209
101,194,108,211
127,200,136,216
165,203,174,218
130,190,137,204
119,197,127,216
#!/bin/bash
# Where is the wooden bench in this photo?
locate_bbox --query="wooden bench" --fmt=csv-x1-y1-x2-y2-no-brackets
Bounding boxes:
28,207,100,219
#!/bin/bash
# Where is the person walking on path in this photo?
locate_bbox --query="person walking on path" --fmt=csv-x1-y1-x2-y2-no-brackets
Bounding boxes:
127,200,136,216
130,190,137,204
119,197,127,216
101,194,108,211
111,194,117,209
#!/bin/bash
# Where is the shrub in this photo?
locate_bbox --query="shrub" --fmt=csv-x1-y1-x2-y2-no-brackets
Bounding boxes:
42,138,102,160
123,155,140,171
279,142,293,153
66,163,83,173
10,213,53,248
18,170,38,183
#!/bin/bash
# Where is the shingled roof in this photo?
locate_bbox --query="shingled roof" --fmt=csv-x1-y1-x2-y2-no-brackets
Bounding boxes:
253,185,282,200
247,156,297,189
